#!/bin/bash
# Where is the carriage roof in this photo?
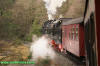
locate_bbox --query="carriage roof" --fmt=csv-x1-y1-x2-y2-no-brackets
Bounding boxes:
61,17,83,25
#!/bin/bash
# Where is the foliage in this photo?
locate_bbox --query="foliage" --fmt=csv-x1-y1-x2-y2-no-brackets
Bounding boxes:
56,0,74,18
0,0,48,42
24,0,48,41
0,0,15,9
27,52,32,60
56,0,85,18
0,41,29,61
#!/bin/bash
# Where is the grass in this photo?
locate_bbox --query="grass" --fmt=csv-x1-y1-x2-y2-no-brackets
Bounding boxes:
0,40,30,61
35,56,52,66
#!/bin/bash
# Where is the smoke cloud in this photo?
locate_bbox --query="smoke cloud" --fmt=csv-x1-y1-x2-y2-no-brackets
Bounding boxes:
43,0,66,20
30,36,56,61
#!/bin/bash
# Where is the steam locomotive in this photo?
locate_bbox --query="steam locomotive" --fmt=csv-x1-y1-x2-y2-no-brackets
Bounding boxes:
42,0,100,66
42,17,85,56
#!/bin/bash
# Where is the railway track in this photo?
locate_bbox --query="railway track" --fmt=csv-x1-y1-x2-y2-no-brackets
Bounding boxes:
55,50,86,66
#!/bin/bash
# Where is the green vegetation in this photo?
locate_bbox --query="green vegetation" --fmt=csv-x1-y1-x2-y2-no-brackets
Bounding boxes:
0,0,47,61
27,52,32,60
25,0,48,41
0,0,48,42
57,0,73,17
56,0,85,18
0,40,29,61
35,56,51,66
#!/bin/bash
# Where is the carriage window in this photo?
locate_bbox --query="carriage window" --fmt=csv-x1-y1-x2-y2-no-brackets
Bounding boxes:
69,32,71,40
76,25,79,40
65,30,67,38
72,26,75,40
62,30,65,36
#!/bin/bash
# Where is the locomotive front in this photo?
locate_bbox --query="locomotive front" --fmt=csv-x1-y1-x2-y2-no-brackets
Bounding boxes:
42,19,62,51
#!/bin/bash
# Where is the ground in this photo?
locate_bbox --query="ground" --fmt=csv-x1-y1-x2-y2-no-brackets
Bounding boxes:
7,51,85,66
0,41,30,62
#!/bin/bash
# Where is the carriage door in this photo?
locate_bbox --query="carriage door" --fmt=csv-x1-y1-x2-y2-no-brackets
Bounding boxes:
85,13,97,66
62,26,66,49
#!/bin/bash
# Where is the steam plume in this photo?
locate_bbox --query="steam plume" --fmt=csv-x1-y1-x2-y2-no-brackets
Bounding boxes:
43,0,66,20
30,36,56,61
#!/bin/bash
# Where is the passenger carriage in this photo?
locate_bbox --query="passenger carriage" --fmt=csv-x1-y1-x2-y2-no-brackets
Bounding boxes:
62,17,85,57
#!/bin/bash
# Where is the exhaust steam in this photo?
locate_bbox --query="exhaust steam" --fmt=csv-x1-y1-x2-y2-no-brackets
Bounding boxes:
30,35,56,61
43,0,66,20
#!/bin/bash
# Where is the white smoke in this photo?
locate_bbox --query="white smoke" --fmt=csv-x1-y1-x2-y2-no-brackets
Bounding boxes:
59,14,63,18
30,36,56,61
43,0,66,20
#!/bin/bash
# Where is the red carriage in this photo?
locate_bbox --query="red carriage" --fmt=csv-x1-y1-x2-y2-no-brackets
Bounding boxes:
62,17,85,57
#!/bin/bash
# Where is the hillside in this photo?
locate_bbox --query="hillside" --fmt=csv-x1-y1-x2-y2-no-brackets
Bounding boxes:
0,0,48,41
56,0,85,18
